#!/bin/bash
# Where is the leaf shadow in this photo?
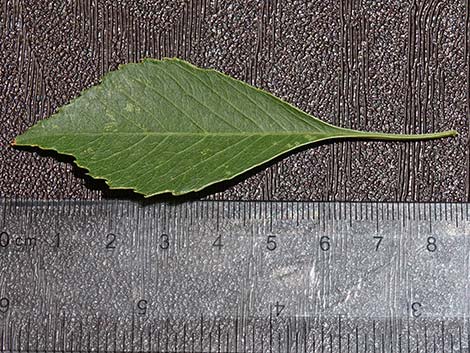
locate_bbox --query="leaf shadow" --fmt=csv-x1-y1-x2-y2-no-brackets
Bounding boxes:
15,139,336,204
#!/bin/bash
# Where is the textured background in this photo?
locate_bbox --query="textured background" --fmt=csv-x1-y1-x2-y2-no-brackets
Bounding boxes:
0,0,468,201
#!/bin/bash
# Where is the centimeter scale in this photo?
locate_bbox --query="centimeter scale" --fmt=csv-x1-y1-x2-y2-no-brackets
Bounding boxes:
0,199,470,353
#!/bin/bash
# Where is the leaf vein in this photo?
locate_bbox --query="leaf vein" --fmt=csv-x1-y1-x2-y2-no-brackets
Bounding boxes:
208,72,291,131
137,136,208,188
113,76,168,132
93,91,148,132
200,135,267,182
132,70,207,133
103,135,170,179
173,62,271,131
93,135,150,163
159,136,251,190
151,67,243,132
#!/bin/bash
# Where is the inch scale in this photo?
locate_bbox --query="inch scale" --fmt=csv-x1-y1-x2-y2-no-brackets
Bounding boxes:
0,199,469,352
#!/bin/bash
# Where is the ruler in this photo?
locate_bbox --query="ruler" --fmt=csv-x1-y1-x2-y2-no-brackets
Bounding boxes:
0,200,469,353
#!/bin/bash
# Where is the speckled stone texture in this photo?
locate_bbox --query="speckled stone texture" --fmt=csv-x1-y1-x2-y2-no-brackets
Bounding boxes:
0,0,468,201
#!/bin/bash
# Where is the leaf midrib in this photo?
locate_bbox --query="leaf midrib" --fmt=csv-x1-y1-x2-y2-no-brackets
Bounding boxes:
23,131,333,138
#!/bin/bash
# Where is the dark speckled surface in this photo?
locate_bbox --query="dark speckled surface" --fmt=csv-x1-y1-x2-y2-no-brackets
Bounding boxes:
0,0,468,201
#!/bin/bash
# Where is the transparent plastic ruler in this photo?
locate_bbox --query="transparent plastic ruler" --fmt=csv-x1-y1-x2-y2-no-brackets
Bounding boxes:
0,199,469,353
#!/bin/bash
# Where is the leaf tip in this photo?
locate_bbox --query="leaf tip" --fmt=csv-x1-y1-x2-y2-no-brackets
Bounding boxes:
10,138,17,147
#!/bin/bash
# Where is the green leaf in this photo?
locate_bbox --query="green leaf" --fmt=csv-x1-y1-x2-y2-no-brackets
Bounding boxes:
14,58,457,197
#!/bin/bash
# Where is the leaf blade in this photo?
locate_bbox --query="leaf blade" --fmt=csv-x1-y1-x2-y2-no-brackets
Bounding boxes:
14,58,457,197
